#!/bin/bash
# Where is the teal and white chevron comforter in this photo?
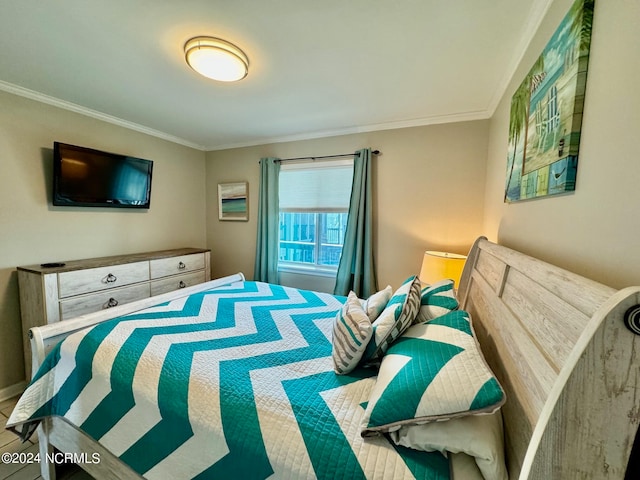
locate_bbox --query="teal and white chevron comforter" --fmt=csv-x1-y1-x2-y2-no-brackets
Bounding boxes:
7,280,449,479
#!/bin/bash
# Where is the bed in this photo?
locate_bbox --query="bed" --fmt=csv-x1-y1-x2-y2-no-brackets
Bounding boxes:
6,237,640,479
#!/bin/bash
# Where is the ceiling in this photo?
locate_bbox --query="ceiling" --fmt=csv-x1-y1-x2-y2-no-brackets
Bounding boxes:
0,0,550,151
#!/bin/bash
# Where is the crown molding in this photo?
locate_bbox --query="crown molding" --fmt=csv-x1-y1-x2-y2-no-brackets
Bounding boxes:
0,80,206,150
2,78,490,153
205,109,491,151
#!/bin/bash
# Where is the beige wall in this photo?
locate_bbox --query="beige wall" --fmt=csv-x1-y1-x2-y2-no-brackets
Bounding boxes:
483,0,640,289
206,121,489,291
8,0,636,397
0,91,207,391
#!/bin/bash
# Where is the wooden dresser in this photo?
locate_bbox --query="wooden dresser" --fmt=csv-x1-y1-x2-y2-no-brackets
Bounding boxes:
17,248,211,378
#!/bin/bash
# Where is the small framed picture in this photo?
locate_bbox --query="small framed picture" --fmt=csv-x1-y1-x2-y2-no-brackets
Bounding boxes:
218,182,249,221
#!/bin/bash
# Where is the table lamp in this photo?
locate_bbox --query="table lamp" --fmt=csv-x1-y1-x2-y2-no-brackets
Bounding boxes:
419,250,467,287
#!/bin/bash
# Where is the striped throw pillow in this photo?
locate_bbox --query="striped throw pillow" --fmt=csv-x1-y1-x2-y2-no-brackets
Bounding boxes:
332,291,373,375
415,279,459,323
361,276,422,364
361,310,505,436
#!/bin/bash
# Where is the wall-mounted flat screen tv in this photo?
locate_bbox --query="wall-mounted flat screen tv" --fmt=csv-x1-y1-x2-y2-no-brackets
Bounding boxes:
53,142,153,208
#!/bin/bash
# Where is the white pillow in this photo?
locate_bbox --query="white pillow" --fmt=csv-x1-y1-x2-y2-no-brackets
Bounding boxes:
361,285,393,322
332,291,373,374
449,453,485,480
390,412,508,480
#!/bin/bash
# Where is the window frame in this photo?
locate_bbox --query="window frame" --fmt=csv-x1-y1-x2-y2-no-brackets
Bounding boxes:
277,158,353,277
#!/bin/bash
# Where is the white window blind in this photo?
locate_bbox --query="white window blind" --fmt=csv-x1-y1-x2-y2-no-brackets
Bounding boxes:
279,159,354,212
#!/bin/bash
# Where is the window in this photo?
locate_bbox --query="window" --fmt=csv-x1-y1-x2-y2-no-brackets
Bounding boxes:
279,212,348,268
278,160,353,274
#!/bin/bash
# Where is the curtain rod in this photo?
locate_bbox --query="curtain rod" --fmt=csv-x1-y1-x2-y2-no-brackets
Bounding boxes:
276,149,380,163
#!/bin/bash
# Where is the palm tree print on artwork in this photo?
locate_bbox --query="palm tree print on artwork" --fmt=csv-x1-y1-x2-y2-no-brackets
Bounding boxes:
504,0,593,202
504,56,544,202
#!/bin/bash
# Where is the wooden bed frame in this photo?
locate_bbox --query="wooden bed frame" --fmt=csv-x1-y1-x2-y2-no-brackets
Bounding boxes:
26,238,640,479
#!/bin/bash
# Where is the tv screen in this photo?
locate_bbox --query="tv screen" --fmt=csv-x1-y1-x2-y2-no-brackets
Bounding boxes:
53,142,153,208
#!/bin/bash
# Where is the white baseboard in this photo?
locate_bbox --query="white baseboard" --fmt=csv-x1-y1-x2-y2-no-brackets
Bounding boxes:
0,380,27,402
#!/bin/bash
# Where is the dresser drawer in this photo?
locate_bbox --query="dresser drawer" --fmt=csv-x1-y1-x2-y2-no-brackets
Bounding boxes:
150,271,206,296
59,283,151,320
150,253,205,279
58,261,150,298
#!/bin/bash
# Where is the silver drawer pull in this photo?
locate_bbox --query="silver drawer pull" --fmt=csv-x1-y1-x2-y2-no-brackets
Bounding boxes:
105,273,118,283
105,298,119,308
179,281,186,288
178,262,186,270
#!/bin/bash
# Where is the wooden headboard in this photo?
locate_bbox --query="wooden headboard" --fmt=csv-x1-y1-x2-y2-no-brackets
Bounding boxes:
457,237,640,479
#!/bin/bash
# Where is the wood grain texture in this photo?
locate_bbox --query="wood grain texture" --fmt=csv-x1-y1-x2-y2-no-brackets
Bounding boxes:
150,270,206,296
500,268,588,371
17,271,46,381
46,418,144,480
474,247,507,295
468,272,556,422
465,274,544,477
458,238,639,480
204,251,211,282
38,421,55,480
43,275,61,324
59,283,151,319
149,252,206,279
17,248,210,275
58,261,149,298
475,240,615,316
525,289,640,479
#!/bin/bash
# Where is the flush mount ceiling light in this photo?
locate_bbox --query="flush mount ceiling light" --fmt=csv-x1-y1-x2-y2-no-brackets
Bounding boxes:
184,36,249,82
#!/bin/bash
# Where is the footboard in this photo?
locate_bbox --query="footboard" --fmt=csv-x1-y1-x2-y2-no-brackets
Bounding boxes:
29,273,245,375
27,272,244,480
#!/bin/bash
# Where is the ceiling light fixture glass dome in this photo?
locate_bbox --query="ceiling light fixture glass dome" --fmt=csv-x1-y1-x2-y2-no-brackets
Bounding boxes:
184,36,249,82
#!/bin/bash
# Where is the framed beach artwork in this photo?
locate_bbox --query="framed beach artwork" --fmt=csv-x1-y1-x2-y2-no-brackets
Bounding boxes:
218,182,249,221
504,0,593,202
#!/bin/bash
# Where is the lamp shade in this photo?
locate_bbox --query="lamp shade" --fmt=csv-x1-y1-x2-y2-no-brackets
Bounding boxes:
184,36,249,82
419,251,467,287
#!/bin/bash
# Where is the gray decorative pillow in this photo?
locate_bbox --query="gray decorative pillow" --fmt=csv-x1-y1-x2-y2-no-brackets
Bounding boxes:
360,276,422,363
361,310,505,435
332,291,373,374
415,279,459,323
390,412,508,480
